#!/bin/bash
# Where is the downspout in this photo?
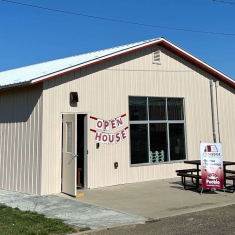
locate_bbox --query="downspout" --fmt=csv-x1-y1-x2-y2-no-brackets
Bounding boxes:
215,81,221,143
210,80,217,143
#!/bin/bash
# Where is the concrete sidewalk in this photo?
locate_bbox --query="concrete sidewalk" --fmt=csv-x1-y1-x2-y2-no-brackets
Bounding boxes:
0,189,146,229
59,177,235,219
1,177,235,231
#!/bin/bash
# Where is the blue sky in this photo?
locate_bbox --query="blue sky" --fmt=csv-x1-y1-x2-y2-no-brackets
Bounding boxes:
0,0,234,78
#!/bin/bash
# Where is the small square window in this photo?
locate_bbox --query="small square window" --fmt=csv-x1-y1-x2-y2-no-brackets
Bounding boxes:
167,98,184,120
129,97,147,121
149,98,166,120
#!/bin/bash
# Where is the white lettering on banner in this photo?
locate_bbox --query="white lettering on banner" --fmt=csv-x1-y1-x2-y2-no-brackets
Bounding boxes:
116,117,123,128
206,179,220,185
96,119,103,130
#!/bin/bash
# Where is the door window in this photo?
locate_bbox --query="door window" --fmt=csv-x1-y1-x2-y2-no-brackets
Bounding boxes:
66,122,72,153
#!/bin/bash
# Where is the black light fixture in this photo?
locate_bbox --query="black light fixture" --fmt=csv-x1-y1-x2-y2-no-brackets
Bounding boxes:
96,143,100,149
114,162,118,169
70,92,78,103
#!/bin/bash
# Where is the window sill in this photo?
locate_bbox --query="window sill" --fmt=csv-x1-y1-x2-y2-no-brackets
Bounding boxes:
130,159,186,167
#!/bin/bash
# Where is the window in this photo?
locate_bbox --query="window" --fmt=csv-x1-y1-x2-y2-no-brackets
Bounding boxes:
129,97,186,165
129,97,147,121
66,122,72,153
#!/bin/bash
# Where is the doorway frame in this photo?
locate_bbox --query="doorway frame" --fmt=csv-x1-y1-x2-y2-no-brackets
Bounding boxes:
61,112,88,192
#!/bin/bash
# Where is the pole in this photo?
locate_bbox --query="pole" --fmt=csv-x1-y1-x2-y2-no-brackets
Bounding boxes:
210,80,216,143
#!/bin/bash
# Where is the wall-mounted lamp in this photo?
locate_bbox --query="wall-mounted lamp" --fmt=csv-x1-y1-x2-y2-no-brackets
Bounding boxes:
114,162,118,169
70,92,78,103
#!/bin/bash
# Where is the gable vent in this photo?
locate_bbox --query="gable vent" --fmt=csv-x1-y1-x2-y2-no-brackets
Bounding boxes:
153,49,161,64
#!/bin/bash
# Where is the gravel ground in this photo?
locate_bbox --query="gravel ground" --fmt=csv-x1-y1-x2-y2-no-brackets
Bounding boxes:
86,204,235,235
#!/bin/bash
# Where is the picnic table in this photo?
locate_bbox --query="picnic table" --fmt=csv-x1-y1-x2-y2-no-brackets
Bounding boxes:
176,160,235,193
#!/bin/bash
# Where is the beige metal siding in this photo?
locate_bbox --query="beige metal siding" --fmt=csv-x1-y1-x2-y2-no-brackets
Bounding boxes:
41,46,224,194
0,84,43,195
215,81,235,161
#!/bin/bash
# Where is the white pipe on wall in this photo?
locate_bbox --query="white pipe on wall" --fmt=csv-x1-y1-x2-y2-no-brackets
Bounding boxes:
210,80,217,143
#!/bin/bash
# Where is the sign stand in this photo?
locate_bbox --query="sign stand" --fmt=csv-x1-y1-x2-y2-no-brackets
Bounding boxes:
200,142,224,193
200,188,203,195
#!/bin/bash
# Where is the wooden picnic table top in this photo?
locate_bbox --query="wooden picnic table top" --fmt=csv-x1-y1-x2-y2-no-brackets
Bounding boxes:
184,160,235,166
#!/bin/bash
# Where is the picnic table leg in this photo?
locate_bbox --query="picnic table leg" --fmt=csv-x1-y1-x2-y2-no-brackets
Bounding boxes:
196,164,200,189
224,165,226,188
183,176,186,190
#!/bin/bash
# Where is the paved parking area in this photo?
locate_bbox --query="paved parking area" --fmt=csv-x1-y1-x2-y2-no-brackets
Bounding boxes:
83,204,235,235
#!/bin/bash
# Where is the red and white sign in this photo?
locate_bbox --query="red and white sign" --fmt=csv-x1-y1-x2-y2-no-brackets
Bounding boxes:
91,114,128,144
200,142,223,189
104,120,110,131
96,119,103,130
93,128,128,144
116,116,124,128
91,114,126,131
108,134,115,144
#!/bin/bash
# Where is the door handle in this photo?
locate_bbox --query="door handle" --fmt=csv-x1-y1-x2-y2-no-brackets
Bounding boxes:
72,154,79,158
68,154,79,164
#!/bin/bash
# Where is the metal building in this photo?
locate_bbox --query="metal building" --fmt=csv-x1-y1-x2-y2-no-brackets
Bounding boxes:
0,37,234,196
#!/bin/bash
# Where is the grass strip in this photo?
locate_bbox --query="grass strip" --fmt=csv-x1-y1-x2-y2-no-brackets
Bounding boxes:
0,204,76,235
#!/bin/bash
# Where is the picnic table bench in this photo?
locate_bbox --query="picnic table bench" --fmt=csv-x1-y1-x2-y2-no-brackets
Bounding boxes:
176,169,201,192
225,175,235,193
226,170,235,174
176,160,235,193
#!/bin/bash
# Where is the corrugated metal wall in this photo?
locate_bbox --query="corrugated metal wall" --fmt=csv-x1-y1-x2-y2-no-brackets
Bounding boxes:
216,81,235,161
41,45,230,194
0,84,43,195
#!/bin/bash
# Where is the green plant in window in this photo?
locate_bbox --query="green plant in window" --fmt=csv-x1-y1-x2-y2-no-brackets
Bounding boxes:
150,151,154,163
160,150,165,162
155,151,159,163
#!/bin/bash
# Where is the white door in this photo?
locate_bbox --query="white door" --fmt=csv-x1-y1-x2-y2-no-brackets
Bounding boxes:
62,114,77,196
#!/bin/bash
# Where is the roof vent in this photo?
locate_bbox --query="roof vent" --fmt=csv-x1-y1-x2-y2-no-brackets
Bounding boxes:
152,49,161,64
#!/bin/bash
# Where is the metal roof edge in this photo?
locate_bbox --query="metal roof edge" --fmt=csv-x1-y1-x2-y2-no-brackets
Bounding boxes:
31,38,163,84
161,38,234,84
0,81,31,90
1,37,234,91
